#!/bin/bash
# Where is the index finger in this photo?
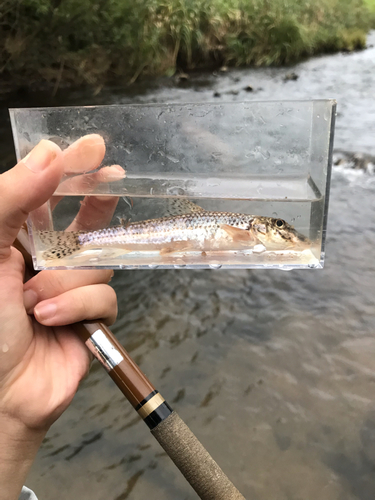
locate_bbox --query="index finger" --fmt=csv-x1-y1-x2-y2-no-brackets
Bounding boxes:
53,134,126,231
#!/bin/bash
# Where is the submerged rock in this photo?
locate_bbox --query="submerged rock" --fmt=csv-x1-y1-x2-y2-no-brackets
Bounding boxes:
244,85,254,92
284,72,299,82
333,151,375,175
175,72,189,83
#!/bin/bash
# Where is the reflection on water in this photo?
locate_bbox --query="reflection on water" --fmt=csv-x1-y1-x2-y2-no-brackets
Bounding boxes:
1,32,375,500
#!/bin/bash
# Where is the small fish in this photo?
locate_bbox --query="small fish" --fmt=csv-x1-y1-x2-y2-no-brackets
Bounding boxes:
39,202,310,260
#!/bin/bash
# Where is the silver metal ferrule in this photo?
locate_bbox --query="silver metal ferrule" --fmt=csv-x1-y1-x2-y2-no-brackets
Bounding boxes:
85,329,124,371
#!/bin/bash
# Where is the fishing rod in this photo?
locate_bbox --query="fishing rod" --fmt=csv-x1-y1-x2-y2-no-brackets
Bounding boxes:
14,225,246,500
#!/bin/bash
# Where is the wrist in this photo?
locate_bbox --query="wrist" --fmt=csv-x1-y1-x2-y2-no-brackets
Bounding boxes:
0,414,46,500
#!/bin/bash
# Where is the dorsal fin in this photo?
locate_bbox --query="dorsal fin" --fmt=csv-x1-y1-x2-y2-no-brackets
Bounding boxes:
166,199,206,216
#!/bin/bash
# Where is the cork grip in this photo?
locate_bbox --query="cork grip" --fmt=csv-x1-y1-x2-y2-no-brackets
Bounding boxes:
152,411,246,500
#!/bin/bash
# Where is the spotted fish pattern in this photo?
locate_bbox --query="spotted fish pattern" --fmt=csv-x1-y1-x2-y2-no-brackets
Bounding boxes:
39,207,310,260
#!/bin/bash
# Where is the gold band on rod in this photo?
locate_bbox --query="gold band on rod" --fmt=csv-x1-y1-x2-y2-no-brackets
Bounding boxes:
138,393,165,419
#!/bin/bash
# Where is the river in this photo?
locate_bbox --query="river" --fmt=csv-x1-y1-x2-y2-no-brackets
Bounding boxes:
1,32,375,500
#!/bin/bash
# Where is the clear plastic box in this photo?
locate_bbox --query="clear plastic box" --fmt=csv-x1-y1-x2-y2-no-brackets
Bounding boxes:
9,100,336,270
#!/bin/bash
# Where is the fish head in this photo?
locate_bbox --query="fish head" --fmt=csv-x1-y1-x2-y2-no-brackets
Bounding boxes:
252,217,311,250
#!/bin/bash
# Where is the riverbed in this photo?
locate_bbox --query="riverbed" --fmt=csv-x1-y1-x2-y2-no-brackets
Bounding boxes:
1,32,375,500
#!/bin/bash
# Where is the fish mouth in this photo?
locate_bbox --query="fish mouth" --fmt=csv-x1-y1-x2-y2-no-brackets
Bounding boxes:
289,232,312,250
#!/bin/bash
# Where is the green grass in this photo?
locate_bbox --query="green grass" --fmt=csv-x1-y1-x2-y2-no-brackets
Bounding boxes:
364,0,375,10
0,0,373,91
363,0,375,24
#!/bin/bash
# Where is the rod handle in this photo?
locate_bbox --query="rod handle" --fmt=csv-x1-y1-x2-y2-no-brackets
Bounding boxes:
152,411,246,500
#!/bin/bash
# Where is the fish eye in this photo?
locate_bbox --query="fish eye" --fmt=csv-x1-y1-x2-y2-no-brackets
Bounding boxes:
276,219,285,228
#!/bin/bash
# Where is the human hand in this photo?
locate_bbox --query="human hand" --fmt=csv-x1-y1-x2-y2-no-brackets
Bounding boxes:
0,136,121,500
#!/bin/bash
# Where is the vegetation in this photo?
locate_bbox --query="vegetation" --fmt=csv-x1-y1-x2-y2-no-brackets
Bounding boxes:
0,0,373,91
364,0,375,23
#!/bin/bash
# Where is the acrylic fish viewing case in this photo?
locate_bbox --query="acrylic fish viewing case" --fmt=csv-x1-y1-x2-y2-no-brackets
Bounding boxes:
10,100,336,270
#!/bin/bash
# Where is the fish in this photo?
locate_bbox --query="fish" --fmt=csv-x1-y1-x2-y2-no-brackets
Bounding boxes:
38,201,310,260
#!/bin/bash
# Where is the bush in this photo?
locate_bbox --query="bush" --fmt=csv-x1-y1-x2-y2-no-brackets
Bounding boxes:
0,0,372,90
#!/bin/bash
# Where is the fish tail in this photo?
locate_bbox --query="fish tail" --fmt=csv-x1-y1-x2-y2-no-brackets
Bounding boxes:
38,230,82,259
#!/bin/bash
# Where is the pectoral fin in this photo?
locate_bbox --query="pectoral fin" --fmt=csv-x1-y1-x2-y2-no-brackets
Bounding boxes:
220,224,254,243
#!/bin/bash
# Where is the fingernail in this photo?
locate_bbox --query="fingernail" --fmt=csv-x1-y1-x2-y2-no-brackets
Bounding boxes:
24,140,57,173
106,165,126,180
23,289,38,313
34,302,57,321
63,134,105,173
113,165,126,174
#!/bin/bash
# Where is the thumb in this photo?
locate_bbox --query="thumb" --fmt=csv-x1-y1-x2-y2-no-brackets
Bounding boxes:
0,140,63,261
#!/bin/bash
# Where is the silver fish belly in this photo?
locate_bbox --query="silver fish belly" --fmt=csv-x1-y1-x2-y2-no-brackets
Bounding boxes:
77,212,255,250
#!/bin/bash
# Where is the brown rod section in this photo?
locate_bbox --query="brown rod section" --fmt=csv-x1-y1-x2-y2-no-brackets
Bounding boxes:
73,321,155,408
15,225,246,500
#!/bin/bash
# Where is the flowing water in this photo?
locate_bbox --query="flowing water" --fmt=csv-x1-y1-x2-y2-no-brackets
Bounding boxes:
1,32,375,500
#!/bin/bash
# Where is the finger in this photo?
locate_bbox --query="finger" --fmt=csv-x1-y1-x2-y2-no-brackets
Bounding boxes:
33,284,118,326
23,269,114,312
62,134,106,174
51,326,93,386
67,195,119,231
48,134,111,212
65,164,126,231
56,164,125,196
0,140,63,260
51,164,125,211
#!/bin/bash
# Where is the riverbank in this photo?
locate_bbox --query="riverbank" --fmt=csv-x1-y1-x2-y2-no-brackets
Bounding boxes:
1,0,374,94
